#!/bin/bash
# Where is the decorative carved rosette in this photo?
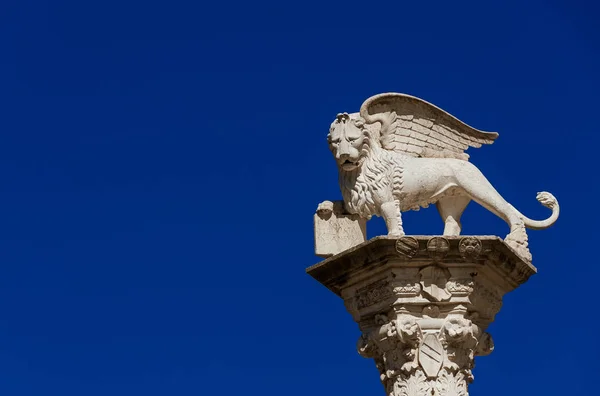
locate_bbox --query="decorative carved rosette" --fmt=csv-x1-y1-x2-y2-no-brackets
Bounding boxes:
458,237,482,261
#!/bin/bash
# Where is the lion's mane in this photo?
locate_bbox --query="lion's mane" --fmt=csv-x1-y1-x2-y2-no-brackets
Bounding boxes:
338,123,404,218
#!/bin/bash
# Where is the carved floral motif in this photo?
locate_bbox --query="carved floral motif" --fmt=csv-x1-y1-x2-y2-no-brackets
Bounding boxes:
390,370,429,396
388,369,469,396
434,370,469,396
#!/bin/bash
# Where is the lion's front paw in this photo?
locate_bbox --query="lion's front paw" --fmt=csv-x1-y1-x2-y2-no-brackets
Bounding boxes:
388,230,405,237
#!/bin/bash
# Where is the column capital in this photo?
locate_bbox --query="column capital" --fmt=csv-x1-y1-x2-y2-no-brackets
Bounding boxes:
307,236,534,396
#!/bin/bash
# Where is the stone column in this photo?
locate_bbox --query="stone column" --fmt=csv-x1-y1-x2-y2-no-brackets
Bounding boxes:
307,236,535,396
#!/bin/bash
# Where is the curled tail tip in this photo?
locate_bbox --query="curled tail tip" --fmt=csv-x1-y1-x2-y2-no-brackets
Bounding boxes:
536,191,558,209
519,191,559,230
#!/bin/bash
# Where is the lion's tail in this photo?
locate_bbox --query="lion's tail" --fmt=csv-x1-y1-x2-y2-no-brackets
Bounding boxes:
510,192,560,230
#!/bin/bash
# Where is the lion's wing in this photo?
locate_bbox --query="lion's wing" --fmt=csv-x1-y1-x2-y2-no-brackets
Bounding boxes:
359,93,498,160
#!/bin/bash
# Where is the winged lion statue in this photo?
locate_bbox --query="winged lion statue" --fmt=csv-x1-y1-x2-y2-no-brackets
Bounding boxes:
326,93,559,261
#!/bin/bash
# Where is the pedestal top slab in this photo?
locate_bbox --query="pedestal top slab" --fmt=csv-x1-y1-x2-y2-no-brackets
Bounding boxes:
306,235,536,297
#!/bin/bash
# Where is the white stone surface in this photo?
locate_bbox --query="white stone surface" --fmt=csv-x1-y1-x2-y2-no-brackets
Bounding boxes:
419,333,443,377
314,200,366,257
308,236,529,396
326,93,560,261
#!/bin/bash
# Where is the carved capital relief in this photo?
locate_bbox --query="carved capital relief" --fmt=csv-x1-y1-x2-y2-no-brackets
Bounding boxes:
349,268,479,315
390,370,470,396
344,237,504,395
392,268,421,298
439,316,478,381
357,314,422,383
358,314,494,396
392,280,422,297
445,278,475,296
355,279,393,310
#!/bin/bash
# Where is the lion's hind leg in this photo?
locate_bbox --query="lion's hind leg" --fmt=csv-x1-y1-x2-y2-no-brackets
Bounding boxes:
450,160,532,260
504,211,531,260
436,196,470,236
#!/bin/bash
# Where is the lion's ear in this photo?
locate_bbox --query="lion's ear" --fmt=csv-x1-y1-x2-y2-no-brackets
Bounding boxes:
359,93,498,161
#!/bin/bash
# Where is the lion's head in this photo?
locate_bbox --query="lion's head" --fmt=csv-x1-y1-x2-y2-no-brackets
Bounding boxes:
328,113,371,171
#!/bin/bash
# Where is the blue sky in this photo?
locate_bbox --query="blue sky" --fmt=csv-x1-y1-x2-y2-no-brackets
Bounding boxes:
0,0,597,394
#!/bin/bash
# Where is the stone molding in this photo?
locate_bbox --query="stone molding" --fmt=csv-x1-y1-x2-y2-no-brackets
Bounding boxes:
306,236,535,297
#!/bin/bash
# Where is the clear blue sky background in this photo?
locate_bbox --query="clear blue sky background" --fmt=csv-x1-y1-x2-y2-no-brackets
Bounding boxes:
0,0,597,394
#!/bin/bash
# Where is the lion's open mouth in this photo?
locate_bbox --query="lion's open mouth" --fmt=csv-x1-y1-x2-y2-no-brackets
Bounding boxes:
341,159,358,170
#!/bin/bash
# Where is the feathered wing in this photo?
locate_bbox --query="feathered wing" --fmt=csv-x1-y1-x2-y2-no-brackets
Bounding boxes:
359,93,498,160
